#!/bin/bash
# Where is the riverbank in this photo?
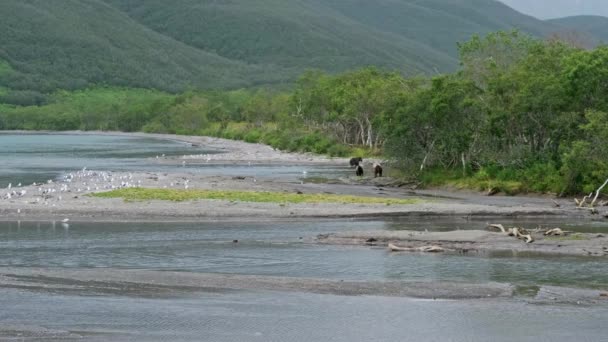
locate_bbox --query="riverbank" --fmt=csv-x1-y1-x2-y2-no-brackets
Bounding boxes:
0,169,584,222
316,229,608,257
1,267,605,306
0,131,605,258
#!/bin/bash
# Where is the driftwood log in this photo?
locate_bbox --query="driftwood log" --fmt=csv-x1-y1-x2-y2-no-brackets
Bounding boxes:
574,177,608,210
388,243,444,253
543,228,571,236
487,224,534,243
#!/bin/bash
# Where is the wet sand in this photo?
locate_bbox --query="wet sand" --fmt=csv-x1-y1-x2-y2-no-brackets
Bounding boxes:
1,267,606,306
0,267,513,300
317,229,608,257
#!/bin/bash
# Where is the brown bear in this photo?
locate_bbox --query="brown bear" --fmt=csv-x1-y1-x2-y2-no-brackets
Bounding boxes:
350,157,363,167
355,164,364,176
373,163,383,178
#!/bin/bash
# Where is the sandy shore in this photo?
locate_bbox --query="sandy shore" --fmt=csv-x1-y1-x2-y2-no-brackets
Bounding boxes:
317,229,608,257
0,168,584,222
0,130,589,221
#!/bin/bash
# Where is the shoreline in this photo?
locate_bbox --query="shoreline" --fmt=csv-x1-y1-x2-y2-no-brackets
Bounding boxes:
316,229,608,257
0,130,595,222
0,130,354,165
0,130,604,259
0,267,605,305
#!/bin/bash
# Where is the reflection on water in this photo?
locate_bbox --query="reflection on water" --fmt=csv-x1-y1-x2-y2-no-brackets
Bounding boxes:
0,133,349,186
1,288,606,342
1,220,606,289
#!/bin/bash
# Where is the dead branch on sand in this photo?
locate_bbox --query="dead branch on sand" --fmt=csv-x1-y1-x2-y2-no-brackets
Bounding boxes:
487,224,534,243
574,178,608,210
543,228,572,236
388,243,444,253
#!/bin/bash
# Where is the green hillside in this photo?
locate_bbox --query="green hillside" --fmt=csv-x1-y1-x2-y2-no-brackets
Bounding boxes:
102,0,455,73
548,15,608,43
313,0,561,57
0,0,598,97
0,0,279,95
105,0,565,72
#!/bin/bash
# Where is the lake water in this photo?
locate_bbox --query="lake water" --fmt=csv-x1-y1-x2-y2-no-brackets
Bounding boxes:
0,133,349,187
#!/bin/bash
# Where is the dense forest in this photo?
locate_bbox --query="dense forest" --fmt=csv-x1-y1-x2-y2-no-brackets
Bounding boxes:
1,31,607,195
0,0,603,99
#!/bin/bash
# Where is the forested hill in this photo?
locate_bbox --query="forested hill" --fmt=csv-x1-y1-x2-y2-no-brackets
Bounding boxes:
548,16,608,43
0,0,278,94
0,0,603,97
100,0,565,72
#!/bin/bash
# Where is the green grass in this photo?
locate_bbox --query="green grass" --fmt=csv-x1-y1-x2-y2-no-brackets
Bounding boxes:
420,168,527,195
544,233,589,241
92,188,421,205
447,178,525,196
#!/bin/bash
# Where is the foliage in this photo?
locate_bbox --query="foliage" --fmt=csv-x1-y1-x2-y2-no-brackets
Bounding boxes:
92,188,421,205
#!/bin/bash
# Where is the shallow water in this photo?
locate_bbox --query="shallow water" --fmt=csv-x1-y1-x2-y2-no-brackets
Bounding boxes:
1,133,607,340
0,133,348,187
1,288,606,341
1,220,606,289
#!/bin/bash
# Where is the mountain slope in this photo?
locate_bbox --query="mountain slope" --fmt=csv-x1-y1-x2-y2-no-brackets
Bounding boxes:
313,0,561,57
548,15,608,43
105,0,567,73
0,0,599,95
101,0,457,74
0,0,277,93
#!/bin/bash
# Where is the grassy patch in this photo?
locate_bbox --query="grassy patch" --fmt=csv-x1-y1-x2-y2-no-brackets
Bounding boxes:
447,178,525,195
544,233,588,241
92,188,421,205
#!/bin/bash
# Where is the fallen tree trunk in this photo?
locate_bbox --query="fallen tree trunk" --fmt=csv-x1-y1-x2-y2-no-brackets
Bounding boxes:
388,243,444,253
487,224,534,243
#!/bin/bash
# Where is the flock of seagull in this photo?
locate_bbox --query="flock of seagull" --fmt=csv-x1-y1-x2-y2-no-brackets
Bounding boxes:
2,168,141,202
3,151,315,223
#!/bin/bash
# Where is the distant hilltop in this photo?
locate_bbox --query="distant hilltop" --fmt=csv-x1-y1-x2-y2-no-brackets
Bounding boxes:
499,0,608,19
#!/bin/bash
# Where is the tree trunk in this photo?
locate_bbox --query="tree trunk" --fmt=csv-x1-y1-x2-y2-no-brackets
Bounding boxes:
461,153,466,177
420,140,436,172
